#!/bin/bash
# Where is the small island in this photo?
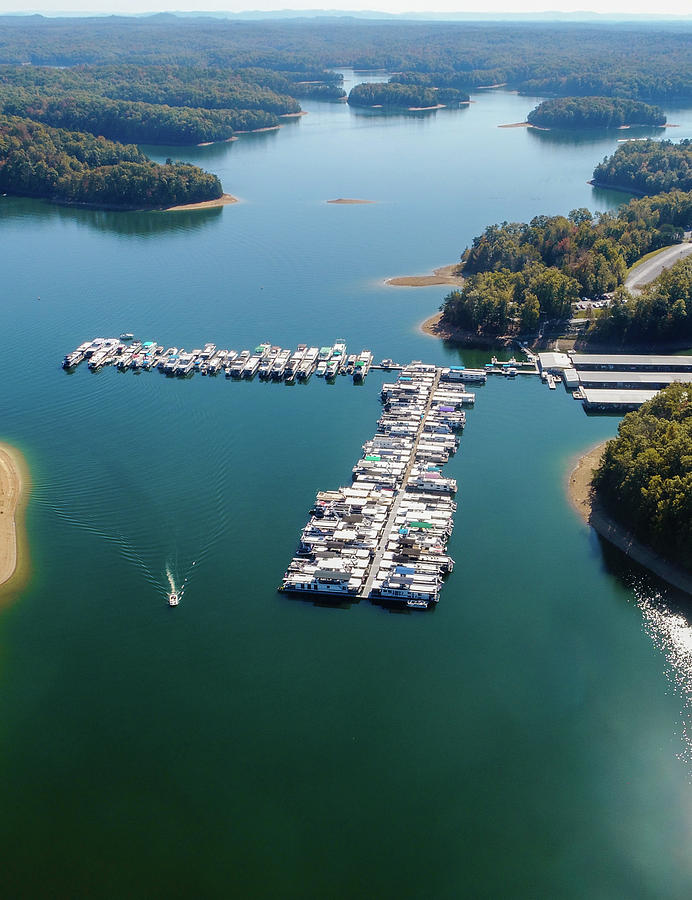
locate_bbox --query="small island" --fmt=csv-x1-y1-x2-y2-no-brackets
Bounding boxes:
0,114,224,210
568,385,692,595
527,97,666,129
347,82,468,110
326,198,375,204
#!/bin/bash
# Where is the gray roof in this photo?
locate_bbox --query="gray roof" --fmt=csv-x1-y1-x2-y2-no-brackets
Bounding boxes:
582,389,658,407
571,353,692,370
578,371,692,386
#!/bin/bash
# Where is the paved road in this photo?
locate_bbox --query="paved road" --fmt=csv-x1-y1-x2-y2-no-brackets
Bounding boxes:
625,242,692,295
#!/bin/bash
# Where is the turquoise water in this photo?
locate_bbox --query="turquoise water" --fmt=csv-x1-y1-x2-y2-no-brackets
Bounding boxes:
2,82,692,897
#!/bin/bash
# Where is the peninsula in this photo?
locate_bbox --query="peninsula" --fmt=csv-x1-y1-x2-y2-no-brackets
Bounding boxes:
0,115,224,211
386,264,463,288
568,442,692,596
568,385,692,595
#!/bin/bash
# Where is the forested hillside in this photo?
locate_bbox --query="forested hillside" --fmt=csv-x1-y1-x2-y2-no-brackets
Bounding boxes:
0,17,689,101
0,115,222,208
593,140,692,195
441,191,692,334
527,97,666,129
593,384,692,572
0,64,306,144
592,257,692,344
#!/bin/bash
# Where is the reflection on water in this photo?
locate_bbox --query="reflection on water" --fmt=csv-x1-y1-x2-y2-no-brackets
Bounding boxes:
527,122,666,148
636,586,692,768
349,104,470,122
0,195,224,237
597,537,692,766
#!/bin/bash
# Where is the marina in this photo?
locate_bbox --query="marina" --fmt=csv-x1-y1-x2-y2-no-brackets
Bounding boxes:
280,363,472,609
64,338,691,416
538,351,692,409
63,337,376,384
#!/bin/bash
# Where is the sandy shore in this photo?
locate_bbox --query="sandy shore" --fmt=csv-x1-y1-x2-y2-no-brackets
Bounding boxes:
0,442,28,591
498,121,530,128
279,111,308,118
567,441,692,596
164,193,238,212
327,198,375,205
386,263,463,288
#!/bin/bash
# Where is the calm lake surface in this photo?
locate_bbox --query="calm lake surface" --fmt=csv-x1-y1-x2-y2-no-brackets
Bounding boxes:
2,80,692,898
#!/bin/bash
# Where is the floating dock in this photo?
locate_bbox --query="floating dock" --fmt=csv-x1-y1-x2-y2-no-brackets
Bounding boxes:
280,363,473,609
62,337,378,384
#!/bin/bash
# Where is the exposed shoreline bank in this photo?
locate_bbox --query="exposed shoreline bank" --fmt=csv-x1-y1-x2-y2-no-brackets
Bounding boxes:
47,192,239,212
386,263,463,288
163,193,239,212
419,311,515,346
567,441,692,596
0,441,29,595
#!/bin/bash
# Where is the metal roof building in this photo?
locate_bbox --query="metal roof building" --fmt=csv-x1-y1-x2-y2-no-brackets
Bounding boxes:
581,389,658,411
578,371,692,389
571,353,692,372
538,351,572,373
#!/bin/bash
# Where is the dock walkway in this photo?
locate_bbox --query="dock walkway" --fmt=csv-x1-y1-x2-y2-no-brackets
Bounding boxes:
281,363,464,609
360,369,441,598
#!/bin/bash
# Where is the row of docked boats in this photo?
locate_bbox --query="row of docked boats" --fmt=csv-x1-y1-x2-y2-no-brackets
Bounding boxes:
62,337,376,384
280,362,473,609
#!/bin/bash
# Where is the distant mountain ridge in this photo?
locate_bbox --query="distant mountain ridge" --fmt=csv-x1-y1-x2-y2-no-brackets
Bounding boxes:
5,11,692,23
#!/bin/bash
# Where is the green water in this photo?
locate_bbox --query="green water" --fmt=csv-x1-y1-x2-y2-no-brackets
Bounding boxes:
2,81,692,898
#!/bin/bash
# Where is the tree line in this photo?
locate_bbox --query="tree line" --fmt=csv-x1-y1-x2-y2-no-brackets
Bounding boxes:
0,63,305,145
593,139,692,195
0,114,222,208
0,17,689,102
0,89,259,145
527,97,666,129
591,257,692,344
593,383,692,573
348,83,448,109
440,191,692,334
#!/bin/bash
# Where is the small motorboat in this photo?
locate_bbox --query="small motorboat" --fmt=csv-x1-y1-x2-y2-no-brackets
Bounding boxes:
168,592,179,607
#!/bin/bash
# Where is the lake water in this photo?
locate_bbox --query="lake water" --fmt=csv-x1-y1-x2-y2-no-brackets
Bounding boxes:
2,79,692,898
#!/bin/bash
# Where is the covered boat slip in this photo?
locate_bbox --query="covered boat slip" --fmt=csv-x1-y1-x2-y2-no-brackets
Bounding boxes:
570,353,692,372
538,351,692,410
581,389,658,410
577,371,692,389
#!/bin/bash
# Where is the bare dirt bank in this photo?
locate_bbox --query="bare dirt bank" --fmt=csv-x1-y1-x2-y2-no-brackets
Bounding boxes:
164,193,238,212
567,441,692,596
419,311,515,347
0,442,28,592
386,264,463,288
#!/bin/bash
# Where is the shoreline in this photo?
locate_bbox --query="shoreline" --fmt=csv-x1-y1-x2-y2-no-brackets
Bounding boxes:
567,441,692,596
419,311,515,346
587,179,646,196
163,193,239,212
0,441,29,597
386,263,463,288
